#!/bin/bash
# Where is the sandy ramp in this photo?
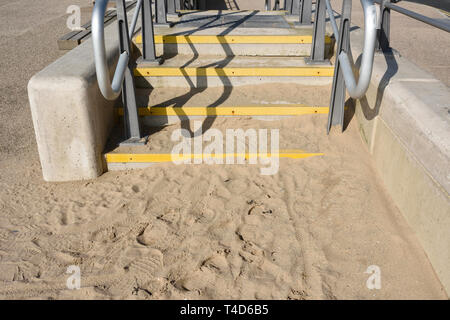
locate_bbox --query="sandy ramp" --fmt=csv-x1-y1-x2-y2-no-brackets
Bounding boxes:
0,115,446,299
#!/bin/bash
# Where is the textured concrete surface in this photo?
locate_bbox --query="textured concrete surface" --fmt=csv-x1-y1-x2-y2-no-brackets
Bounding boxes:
347,23,450,294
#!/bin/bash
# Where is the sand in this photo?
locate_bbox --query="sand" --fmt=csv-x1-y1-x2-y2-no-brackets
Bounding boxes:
0,0,448,300
0,112,447,299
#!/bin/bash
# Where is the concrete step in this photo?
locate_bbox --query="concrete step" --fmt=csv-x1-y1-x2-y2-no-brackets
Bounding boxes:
134,55,335,88
104,115,326,171
105,149,323,171
133,27,333,57
119,84,332,126
119,104,329,127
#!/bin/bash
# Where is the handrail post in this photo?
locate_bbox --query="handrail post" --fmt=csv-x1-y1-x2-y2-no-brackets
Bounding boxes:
327,0,352,133
291,0,300,16
155,0,169,26
274,0,280,10
285,0,293,14
140,0,163,64
168,0,183,15
167,0,176,15
116,0,144,143
377,0,391,51
307,0,328,64
300,0,312,25
295,0,312,26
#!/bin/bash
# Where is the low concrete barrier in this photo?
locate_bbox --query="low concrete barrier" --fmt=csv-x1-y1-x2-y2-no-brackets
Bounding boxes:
348,27,450,294
28,17,123,181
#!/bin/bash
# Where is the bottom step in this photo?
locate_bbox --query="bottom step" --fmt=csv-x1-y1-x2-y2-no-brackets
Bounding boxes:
105,151,324,171
104,115,328,172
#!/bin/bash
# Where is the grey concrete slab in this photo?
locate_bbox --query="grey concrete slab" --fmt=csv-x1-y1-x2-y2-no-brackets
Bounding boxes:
348,23,450,294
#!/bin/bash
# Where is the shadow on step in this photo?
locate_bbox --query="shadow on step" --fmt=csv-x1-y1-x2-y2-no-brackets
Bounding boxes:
141,10,260,137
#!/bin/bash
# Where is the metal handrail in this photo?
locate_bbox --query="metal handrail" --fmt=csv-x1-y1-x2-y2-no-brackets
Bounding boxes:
330,0,378,99
92,0,142,101
374,0,450,33
129,0,143,38
325,0,339,40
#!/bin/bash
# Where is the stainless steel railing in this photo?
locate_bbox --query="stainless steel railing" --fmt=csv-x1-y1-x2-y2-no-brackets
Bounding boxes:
325,0,339,39
92,0,152,144
326,0,378,99
129,0,143,38
92,0,143,100
374,0,450,33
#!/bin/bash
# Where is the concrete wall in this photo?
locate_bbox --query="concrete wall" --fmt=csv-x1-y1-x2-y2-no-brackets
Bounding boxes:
28,16,122,181
348,27,450,294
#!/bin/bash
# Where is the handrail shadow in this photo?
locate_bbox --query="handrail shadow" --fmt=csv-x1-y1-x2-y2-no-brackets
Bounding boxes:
351,46,399,128
140,9,259,139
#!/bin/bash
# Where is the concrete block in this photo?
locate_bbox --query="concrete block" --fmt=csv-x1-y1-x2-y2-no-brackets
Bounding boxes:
28,14,124,181
349,27,450,294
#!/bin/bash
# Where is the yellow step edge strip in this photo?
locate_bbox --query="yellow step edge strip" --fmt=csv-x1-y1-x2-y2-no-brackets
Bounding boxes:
134,35,332,44
134,67,334,77
106,152,324,163
117,106,329,116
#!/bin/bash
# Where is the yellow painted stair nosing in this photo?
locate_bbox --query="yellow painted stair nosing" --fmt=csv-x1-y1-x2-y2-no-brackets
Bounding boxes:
134,67,335,77
105,152,324,163
134,34,333,44
116,106,329,116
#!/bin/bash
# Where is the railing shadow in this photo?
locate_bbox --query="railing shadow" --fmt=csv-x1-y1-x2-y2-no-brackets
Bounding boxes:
139,9,259,139
181,10,259,137
357,49,399,122
338,25,399,131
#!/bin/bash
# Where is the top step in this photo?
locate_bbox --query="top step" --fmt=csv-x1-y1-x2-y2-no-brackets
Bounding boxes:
133,11,333,57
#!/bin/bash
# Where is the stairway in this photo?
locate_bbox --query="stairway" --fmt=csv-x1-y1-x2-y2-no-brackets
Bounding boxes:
105,10,335,170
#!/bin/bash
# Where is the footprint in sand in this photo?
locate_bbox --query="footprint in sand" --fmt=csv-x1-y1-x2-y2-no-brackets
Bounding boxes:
136,221,168,250
156,209,181,226
123,246,164,279
236,214,275,249
176,268,215,292
202,253,229,274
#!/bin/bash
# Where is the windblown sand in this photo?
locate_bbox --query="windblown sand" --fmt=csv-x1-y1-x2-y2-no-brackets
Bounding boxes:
0,112,447,299
0,0,447,300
